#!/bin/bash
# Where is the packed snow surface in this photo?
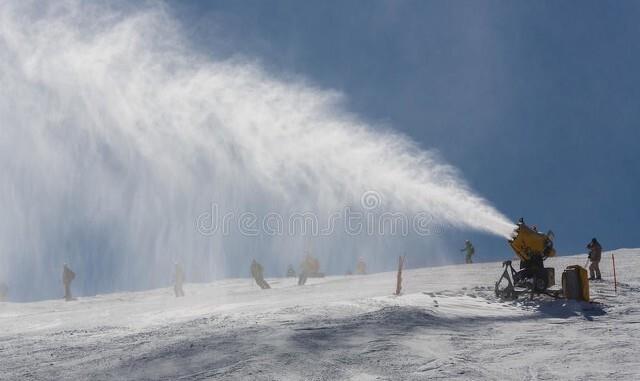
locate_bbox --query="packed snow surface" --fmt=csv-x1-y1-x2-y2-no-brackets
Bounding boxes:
1,249,639,380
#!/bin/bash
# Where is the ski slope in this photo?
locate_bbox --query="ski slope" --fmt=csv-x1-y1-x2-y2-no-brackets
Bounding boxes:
1,249,639,380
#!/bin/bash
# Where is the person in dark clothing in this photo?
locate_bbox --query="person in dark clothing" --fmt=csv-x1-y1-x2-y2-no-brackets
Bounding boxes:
251,260,270,289
62,264,76,301
297,268,308,286
587,238,602,280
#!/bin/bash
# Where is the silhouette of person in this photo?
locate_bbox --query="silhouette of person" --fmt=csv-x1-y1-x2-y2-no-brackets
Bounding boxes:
62,264,76,301
251,259,270,289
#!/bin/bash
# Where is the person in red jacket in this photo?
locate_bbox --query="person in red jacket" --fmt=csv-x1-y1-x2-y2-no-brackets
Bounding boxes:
587,238,602,280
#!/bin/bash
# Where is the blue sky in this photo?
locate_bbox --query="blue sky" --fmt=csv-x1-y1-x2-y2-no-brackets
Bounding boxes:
169,0,640,261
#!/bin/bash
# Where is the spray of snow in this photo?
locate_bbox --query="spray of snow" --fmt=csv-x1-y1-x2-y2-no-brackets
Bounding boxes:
0,1,514,300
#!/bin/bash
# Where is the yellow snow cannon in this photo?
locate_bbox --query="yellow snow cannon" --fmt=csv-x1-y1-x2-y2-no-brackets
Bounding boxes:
495,221,559,299
509,222,556,261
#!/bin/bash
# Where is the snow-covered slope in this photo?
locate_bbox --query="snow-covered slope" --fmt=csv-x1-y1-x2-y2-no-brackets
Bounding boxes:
1,249,639,380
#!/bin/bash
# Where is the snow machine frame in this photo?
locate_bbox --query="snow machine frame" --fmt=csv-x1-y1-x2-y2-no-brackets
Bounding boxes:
495,222,561,299
494,260,558,299
495,260,519,299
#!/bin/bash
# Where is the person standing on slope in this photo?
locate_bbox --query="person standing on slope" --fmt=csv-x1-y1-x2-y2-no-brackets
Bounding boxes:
587,238,602,280
251,259,270,289
461,240,475,264
62,264,76,301
355,257,367,275
174,262,185,297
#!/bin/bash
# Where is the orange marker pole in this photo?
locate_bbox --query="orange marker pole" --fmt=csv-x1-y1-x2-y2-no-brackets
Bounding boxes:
612,253,617,294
